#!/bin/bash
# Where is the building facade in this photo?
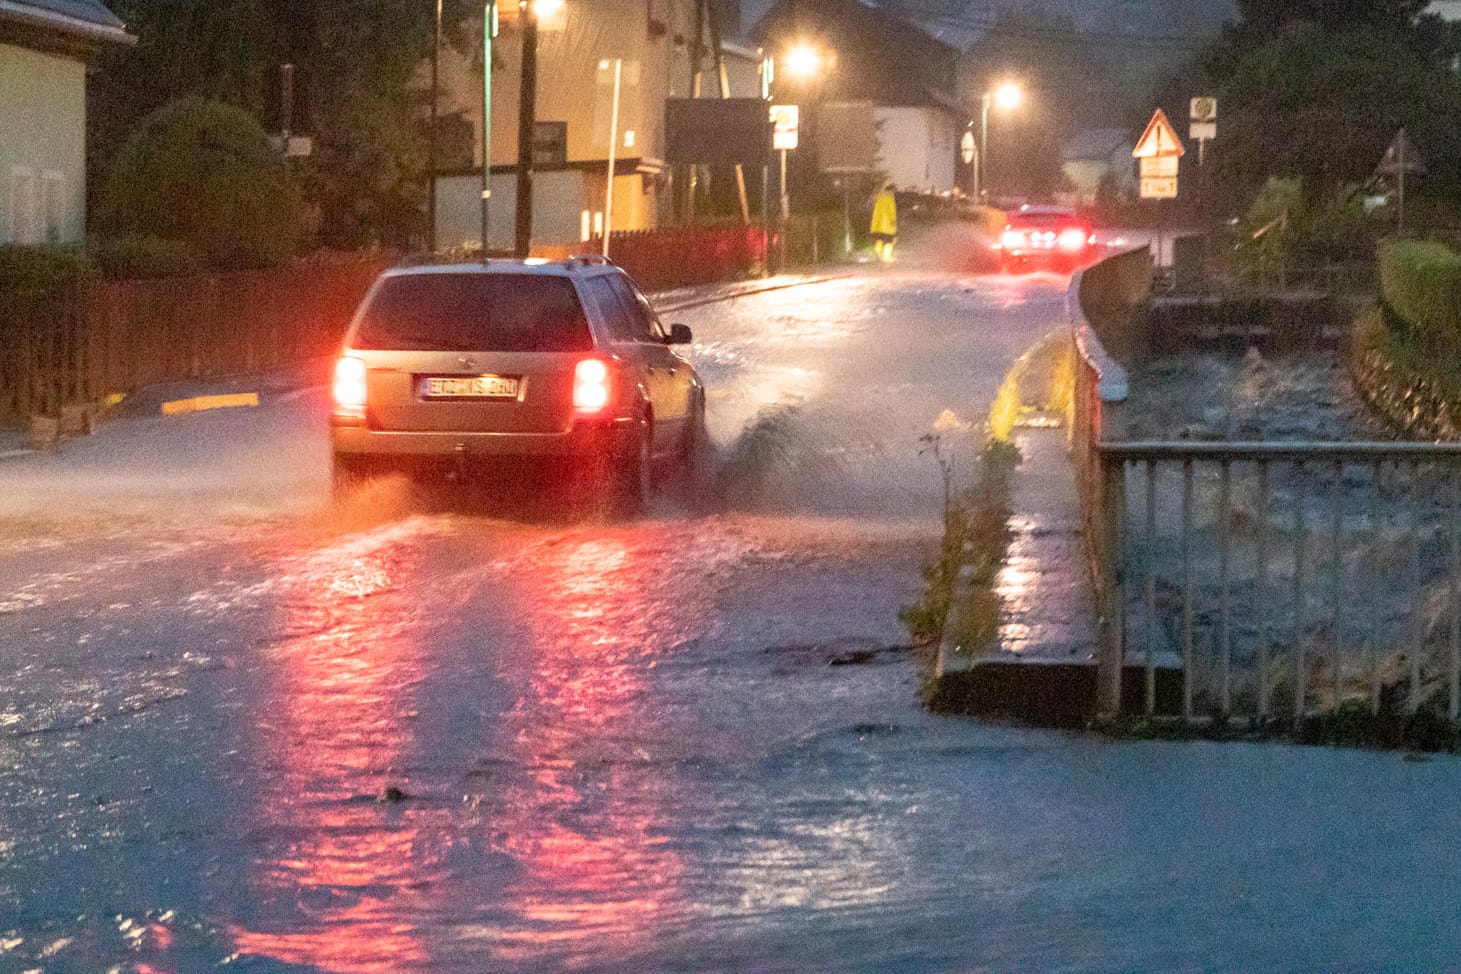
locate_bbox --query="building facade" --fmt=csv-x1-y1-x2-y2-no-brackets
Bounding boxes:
0,0,132,246
431,0,760,251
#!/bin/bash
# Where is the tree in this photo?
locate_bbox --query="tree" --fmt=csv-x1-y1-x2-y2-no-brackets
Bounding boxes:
1201,21,1461,204
1232,0,1428,35
98,97,302,268
89,0,434,249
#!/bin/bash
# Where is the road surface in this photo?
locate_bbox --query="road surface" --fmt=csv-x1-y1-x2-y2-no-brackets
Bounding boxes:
2,266,1460,972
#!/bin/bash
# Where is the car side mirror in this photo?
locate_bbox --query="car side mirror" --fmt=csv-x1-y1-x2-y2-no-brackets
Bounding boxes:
667,323,693,345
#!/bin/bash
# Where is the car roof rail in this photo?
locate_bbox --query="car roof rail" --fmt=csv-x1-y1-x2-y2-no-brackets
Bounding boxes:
565,253,616,269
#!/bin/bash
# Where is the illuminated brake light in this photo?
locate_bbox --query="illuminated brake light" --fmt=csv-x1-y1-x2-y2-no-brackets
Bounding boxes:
1000,228,1025,250
574,358,612,414
333,355,367,415
1058,227,1088,252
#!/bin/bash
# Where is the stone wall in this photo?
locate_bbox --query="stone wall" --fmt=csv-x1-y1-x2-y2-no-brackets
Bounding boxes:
1351,307,1461,440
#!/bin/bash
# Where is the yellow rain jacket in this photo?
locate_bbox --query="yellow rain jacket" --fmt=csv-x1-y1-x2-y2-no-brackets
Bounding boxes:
870,190,898,237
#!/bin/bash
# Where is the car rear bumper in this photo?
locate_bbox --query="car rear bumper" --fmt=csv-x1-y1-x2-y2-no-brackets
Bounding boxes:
331,417,635,460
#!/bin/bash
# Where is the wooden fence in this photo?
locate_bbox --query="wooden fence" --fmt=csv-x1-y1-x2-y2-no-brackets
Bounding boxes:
2,223,772,426
1,256,388,425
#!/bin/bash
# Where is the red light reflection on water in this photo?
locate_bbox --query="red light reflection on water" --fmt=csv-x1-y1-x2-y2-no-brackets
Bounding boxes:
488,529,694,964
227,531,436,973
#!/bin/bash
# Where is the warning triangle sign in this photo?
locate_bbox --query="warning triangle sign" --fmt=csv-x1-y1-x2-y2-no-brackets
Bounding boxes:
1133,109,1185,158
1377,128,1426,176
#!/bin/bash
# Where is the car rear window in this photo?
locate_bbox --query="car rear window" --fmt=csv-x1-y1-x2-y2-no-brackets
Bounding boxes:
352,273,593,352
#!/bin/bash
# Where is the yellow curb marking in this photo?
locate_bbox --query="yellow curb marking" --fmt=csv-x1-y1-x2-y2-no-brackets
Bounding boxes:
161,392,260,416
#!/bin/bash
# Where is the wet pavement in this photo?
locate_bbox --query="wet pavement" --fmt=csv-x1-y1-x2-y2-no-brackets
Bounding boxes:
3,265,1461,972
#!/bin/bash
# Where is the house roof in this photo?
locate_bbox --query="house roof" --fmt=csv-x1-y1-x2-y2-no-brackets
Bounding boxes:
0,0,133,46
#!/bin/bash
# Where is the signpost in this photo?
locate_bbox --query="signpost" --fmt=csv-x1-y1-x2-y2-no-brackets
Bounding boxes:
1134,108,1185,267
770,104,799,264
1190,97,1217,165
1377,128,1425,235
1134,108,1184,200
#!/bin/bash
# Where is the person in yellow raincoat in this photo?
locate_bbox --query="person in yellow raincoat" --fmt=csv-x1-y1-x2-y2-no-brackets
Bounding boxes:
870,183,898,262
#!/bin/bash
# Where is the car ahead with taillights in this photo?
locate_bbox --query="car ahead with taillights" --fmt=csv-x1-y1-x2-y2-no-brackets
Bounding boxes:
995,205,1098,273
329,257,705,515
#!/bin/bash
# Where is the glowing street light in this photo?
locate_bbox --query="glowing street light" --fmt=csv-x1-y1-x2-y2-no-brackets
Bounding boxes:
783,43,824,80
977,79,1023,202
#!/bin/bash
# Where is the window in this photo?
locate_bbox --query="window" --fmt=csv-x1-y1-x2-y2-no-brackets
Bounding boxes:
533,121,567,167
353,273,593,352
42,172,66,245
580,276,639,343
606,274,663,342
8,167,38,245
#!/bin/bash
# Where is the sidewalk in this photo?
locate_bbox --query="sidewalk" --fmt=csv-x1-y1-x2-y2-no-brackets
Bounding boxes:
997,423,1097,662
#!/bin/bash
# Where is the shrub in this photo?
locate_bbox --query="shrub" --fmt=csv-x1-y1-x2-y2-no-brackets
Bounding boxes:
1378,239,1461,358
87,234,203,279
98,97,301,270
0,245,90,293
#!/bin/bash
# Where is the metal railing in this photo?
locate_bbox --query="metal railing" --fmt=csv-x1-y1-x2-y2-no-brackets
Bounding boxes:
1096,442,1461,727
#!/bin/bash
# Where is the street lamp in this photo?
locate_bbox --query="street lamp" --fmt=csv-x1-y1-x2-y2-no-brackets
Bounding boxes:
976,80,1023,203
784,42,823,81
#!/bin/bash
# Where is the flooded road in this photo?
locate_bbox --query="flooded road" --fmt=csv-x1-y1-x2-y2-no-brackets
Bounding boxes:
3,269,1461,972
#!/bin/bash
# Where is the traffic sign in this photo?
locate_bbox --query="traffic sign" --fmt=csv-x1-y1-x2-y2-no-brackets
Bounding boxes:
1140,156,1177,179
1377,128,1425,175
771,104,799,151
961,130,976,165
1133,109,1185,158
1140,177,1178,199
1190,97,1217,122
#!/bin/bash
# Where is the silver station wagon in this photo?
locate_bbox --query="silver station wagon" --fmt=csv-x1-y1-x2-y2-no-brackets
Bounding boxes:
329,257,705,513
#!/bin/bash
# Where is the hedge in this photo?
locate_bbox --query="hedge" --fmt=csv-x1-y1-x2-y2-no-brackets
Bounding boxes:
1377,239,1461,357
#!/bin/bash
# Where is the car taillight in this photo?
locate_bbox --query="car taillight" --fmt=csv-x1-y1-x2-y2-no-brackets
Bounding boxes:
574,358,612,414
1058,227,1088,252
1000,228,1026,250
333,355,367,416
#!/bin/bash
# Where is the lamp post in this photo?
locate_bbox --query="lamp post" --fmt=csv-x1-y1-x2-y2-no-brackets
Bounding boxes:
977,80,1022,203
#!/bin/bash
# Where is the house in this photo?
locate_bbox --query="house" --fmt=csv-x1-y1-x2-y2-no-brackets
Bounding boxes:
1061,127,1135,205
752,0,964,194
1,0,133,245
430,0,762,251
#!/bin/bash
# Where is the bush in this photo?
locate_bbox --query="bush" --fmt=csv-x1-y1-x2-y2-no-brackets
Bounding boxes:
87,235,203,279
0,245,90,293
98,97,302,270
1378,239,1461,358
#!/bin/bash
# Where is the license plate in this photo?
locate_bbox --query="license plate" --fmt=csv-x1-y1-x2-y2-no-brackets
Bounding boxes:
422,375,520,399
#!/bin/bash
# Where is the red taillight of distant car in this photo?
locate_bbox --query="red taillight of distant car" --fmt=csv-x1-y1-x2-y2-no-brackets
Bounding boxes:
1057,227,1089,252
573,358,613,414
333,355,368,417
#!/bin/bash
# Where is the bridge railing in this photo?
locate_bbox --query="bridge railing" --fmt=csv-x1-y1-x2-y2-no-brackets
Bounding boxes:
1071,250,1461,728
1096,442,1461,727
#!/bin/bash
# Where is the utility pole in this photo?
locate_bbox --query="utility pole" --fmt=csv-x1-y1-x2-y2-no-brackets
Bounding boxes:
705,0,750,223
429,0,441,252
686,0,704,225
481,1,496,257
514,0,539,257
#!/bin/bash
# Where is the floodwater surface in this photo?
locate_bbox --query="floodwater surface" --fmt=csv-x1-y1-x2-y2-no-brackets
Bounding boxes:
2,269,1460,972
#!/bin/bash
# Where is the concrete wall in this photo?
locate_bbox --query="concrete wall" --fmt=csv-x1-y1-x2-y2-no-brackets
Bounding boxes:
873,107,958,194
435,168,647,251
0,42,87,245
